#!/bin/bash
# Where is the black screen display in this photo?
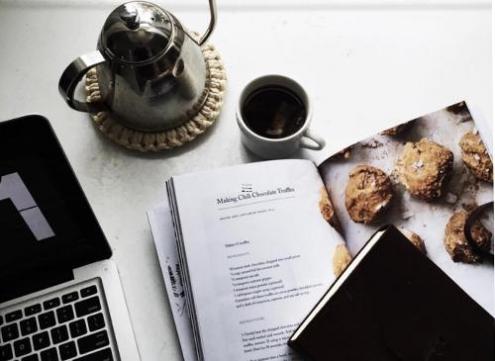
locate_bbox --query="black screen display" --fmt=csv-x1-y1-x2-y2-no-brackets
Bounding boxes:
0,116,111,283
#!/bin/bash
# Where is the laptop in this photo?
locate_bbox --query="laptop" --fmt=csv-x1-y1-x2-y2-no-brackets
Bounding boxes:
0,115,141,361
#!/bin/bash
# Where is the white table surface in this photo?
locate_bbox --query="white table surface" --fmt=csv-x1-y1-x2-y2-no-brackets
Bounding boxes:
0,1,491,360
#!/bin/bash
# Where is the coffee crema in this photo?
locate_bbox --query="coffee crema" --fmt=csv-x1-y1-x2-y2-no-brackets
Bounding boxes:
241,86,306,139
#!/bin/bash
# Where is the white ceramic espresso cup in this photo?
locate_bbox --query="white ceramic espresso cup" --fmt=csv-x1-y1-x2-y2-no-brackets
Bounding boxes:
237,75,325,159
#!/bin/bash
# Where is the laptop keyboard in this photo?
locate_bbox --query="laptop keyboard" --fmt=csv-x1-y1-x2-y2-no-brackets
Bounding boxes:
0,280,116,361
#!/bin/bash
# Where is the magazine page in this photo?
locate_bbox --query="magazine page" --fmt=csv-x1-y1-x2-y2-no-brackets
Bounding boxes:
317,102,494,314
170,159,346,361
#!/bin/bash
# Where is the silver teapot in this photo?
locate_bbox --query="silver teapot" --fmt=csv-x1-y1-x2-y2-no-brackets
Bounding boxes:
59,0,217,132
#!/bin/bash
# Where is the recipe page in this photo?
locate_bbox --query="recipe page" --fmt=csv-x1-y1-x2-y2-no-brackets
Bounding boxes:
172,159,345,361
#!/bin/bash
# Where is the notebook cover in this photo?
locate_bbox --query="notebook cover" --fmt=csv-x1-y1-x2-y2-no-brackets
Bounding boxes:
288,226,494,361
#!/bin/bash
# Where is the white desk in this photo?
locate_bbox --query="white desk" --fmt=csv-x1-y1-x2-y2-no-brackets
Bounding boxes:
0,1,491,359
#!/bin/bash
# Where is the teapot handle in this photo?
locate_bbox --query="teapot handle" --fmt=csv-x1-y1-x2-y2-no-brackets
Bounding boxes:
196,0,217,46
58,51,107,113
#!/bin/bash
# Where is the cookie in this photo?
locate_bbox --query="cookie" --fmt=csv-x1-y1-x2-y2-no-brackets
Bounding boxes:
459,131,493,183
468,212,493,254
333,244,352,277
395,138,453,201
345,165,394,224
319,187,340,229
398,228,426,254
444,210,491,263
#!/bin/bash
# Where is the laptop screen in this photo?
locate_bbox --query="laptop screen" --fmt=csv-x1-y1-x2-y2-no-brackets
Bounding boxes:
0,115,111,282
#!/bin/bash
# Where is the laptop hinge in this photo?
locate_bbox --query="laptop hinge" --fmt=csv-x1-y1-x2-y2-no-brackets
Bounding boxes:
0,268,74,304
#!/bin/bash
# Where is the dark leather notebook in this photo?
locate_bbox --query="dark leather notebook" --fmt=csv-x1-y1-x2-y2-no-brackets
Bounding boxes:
288,225,494,361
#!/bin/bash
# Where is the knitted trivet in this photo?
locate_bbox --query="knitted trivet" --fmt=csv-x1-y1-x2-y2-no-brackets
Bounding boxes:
85,41,226,152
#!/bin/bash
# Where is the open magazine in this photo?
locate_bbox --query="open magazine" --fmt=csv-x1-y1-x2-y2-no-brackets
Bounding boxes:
148,102,493,361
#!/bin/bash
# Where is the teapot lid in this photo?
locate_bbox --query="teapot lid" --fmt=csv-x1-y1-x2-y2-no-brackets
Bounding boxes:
99,1,173,64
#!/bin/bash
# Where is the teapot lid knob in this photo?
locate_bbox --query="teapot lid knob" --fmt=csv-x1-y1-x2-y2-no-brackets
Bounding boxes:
98,1,173,64
120,8,140,29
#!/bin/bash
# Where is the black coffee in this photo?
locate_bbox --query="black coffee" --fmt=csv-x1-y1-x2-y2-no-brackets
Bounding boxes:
242,86,306,139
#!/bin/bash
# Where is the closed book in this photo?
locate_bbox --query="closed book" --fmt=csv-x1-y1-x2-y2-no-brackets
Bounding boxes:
288,226,495,361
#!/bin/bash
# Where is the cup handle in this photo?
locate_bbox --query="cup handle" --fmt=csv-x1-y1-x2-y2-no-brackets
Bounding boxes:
300,129,326,151
58,51,107,113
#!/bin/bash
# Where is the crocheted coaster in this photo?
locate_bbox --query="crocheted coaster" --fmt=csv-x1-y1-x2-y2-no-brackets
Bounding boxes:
85,41,226,152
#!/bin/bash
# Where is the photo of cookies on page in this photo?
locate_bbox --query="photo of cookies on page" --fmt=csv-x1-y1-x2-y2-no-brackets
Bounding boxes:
318,102,494,313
